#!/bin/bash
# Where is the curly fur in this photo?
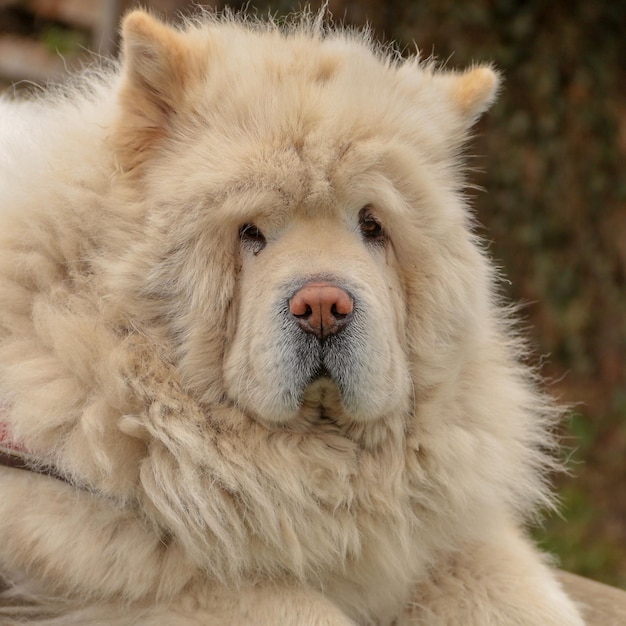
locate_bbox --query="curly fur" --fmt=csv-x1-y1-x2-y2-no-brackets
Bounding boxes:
0,9,583,625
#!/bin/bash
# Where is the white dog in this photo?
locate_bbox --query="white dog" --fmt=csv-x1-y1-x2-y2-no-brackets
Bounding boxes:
0,10,583,625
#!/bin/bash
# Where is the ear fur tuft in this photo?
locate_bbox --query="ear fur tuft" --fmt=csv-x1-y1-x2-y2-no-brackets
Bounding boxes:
448,65,501,124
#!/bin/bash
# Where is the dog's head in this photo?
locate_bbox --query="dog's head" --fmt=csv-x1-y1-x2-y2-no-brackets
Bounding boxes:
108,11,499,429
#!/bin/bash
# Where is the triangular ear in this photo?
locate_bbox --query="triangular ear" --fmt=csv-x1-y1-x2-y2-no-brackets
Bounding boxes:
449,66,500,123
441,65,501,127
397,60,500,136
114,11,201,173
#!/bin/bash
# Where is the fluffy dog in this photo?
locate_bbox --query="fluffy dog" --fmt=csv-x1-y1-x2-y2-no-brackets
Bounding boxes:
0,9,583,625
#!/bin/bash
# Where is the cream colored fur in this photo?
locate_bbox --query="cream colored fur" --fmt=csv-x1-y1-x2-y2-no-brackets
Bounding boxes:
0,9,583,625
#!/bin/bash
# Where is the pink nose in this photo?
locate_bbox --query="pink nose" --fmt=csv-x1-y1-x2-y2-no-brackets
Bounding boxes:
289,282,354,339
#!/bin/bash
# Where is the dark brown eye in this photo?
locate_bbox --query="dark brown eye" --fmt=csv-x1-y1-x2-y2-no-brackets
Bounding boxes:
239,223,267,255
359,207,385,243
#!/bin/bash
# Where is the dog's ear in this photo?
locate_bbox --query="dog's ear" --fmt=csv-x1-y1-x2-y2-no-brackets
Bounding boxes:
114,11,203,173
398,61,500,135
444,66,500,125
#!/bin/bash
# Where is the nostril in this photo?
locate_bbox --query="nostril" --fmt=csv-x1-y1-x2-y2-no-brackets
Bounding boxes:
292,303,313,319
289,293,313,318
330,303,347,319
330,294,353,318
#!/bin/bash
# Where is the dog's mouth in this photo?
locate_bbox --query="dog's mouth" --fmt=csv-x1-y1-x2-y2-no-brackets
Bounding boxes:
292,340,360,423
310,364,332,383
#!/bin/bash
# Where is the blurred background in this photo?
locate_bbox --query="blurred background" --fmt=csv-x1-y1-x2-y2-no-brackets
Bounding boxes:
0,0,624,589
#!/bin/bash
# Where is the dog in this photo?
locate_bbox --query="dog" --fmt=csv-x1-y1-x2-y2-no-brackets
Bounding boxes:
0,9,584,625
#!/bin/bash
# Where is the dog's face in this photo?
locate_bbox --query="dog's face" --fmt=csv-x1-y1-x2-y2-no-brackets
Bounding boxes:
109,13,499,429
222,163,412,425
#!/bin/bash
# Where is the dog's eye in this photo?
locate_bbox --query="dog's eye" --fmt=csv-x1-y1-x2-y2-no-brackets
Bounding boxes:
239,223,267,254
359,208,385,243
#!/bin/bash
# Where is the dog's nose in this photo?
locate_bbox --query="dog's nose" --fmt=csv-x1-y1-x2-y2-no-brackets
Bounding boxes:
289,282,354,339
